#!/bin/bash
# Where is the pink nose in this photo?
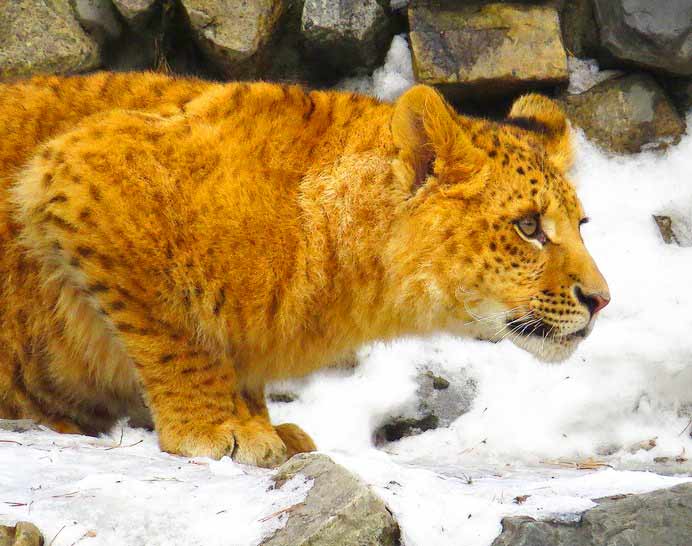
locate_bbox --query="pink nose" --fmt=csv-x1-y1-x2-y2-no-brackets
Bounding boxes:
575,287,610,317
590,293,610,315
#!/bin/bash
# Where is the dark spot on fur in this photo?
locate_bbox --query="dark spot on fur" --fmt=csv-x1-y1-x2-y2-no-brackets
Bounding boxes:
88,282,109,293
504,116,552,136
213,286,226,316
44,213,77,233
76,246,94,258
97,253,114,269
115,322,150,335
89,184,102,201
48,194,68,204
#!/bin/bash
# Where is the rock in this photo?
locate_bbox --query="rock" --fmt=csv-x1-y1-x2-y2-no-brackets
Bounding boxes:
558,0,600,59
408,3,568,98
71,0,123,43
593,1,692,76
301,0,393,75
560,73,686,154
653,215,692,247
0,419,39,432
491,482,692,546
263,453,400,546
0,0,100,79
0,522,43,546
268,392,298,404
374,365,477,443
180,0,286,78
112,0,160,28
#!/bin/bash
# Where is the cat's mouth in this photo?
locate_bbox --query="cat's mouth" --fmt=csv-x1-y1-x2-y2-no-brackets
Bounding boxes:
508,318,590,341
504,317,593,363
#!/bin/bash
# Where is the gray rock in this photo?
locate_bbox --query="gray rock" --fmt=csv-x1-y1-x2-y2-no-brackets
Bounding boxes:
560,73,686,154
263,453,400,546
0,522,43,546
374,365,477,443
491,483,692,546
0,419,39,432
0,0,100,79
70,0,123,43
653,215,692,247
301,0,392,74
593,1,692,76
112,0,159,28
408,3,568,98
180,0,286,78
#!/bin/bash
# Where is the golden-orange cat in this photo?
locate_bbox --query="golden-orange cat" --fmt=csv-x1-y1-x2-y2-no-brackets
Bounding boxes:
0,72,608,466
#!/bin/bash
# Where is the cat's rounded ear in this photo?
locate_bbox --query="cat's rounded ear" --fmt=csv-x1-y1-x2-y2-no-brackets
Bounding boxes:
508,94,573,172
392,85,481,193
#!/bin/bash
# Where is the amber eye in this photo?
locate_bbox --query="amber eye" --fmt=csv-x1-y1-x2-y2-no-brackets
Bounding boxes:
514,214,547,245
516,215,539,237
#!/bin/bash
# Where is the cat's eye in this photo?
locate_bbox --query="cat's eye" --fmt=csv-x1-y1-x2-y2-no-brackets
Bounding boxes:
516,215,539,237
514,214,548,245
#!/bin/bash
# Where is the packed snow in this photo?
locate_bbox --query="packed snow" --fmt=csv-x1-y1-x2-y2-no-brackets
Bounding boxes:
1,37,691,546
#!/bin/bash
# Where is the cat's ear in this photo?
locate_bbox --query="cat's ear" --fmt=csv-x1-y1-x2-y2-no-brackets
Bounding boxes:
391,85,459,193
507,94,573,172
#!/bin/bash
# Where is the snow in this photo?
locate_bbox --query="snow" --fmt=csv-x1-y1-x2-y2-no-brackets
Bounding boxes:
0,427,311,545
338,35,415,101
1,36,691,546
566,57,624,95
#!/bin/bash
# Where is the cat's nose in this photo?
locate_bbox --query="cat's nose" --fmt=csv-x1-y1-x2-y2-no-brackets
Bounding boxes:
575,286,610,317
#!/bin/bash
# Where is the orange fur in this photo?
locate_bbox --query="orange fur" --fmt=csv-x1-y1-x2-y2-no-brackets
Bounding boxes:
0,74,608,466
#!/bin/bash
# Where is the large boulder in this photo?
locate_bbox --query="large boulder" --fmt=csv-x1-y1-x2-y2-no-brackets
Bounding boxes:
262,453,400,546
408,3,568,98
560,73,686,154
593,1,692,76
491,482,692,546
180,0,286,78
300,0,393,75
0,0,100,78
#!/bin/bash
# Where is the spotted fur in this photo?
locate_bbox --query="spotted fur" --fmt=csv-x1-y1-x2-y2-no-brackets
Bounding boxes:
0,74,608,465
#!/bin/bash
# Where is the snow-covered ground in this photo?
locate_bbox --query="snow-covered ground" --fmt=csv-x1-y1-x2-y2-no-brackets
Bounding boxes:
1,37,691,546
